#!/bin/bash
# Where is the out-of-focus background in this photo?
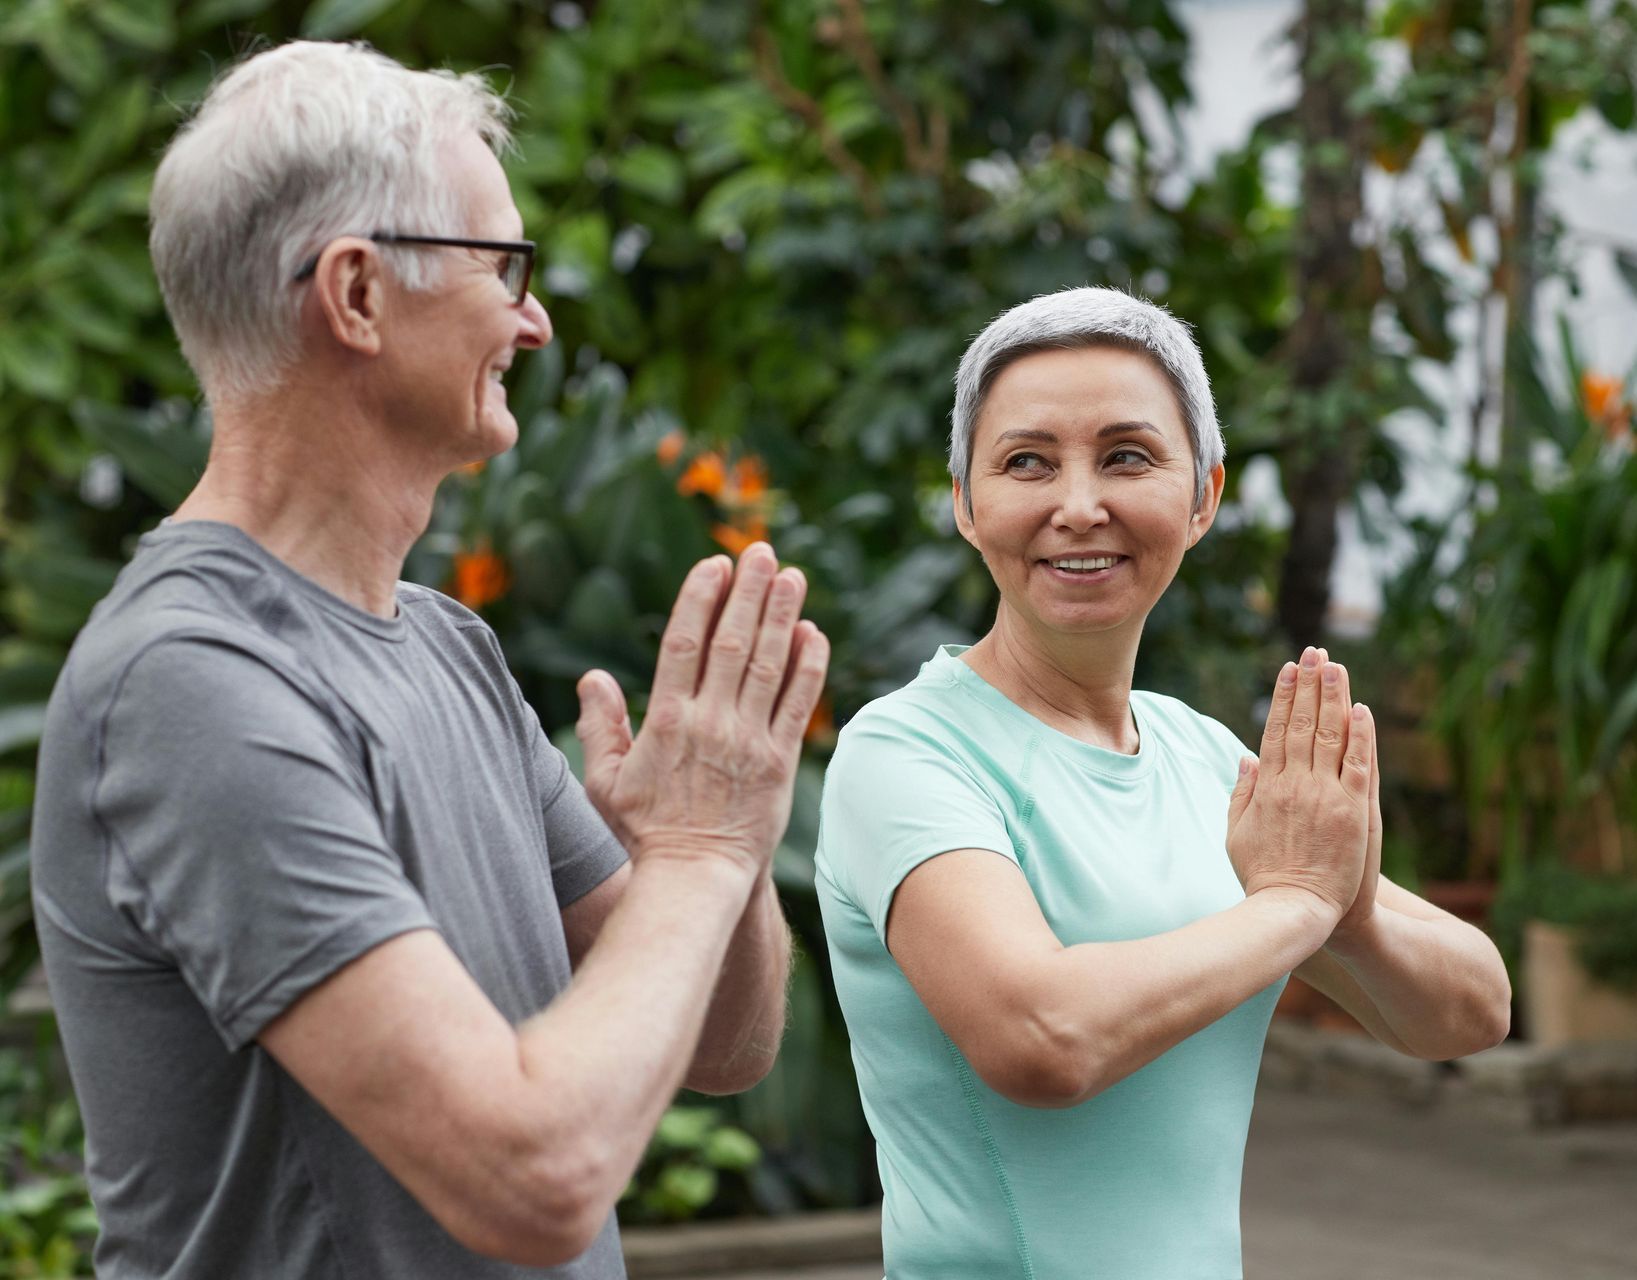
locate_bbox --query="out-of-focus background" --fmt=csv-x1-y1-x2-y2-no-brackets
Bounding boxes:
1,0,1635,1275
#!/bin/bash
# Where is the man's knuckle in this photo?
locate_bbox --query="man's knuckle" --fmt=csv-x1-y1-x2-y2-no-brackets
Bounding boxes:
710,632,750,660
661,630,701,661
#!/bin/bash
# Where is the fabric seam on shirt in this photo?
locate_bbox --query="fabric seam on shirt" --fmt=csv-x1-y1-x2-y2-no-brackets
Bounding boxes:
944,1032,1036,1280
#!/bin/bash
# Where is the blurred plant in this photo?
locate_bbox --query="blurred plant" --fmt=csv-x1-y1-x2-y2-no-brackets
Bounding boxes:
617,1105,760,1225
1383,327,1637,882
1492,863,1637,993
0,1038,97,1276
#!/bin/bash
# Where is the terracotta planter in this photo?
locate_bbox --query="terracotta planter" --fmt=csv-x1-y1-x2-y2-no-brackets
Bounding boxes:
1523,920,1637,1047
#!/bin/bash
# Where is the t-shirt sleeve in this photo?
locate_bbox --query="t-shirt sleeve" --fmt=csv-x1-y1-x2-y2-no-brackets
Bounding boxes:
531,728,629,908
818,709,1015,945
94,637,436,1051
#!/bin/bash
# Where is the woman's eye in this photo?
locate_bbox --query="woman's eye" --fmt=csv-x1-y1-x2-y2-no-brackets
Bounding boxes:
1005,452,1046,473
1108,448,1150,467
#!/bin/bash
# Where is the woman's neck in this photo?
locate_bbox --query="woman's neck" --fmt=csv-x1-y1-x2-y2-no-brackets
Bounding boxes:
960,606,1143,753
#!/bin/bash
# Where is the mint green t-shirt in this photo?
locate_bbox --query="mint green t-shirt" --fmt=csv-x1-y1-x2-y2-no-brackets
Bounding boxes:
815,646,1285,1280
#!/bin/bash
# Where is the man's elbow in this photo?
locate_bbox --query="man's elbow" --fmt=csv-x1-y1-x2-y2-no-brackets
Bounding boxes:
685,1043,779,1096
436,1128,618,1266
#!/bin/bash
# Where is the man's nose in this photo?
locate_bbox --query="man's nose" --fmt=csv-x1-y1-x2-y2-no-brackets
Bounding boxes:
516,291,552,348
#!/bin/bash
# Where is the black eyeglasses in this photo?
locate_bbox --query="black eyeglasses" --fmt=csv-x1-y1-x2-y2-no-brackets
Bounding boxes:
293,232,536,306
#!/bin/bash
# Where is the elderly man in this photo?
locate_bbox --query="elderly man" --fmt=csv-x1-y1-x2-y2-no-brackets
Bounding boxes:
29,41,827,1280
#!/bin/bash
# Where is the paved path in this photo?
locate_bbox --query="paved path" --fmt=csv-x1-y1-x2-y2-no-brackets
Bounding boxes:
693,1086,1637,1279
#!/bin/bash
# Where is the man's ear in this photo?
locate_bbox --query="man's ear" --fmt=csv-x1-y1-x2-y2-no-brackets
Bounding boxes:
952,479,978,549
1186,462,1227,548
310,238,385,359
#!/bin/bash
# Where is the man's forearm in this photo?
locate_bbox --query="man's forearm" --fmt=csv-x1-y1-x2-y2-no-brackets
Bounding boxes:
1323,904,1511,1059
684,876,791,1094
514,856,760,1216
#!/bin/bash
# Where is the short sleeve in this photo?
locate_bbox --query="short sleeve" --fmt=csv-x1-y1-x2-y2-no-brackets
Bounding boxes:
818,710,1015,944
531,728,628,907
94,638,436,1051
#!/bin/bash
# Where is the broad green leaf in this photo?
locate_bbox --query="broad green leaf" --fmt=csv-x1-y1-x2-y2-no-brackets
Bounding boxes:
300,0,399,40
0,706,48,756
610,145,685,206
71,400,208,508
0,323,78,401
88,0,176,52
184,0,277,33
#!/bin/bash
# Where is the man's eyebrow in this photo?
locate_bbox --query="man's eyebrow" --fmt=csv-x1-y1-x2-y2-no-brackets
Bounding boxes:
992,421,1164,447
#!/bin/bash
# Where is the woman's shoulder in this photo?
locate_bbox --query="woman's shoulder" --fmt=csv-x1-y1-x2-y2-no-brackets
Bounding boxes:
1131,690,1250,771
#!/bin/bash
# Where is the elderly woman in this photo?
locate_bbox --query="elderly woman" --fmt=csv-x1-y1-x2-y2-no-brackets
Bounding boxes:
814,288,1511,1279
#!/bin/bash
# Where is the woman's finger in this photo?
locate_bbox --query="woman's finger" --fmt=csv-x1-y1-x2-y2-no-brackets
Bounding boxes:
1258,660,1298,774
1340,701,1373,800
1314,660,1350,776
1284,646,1322,772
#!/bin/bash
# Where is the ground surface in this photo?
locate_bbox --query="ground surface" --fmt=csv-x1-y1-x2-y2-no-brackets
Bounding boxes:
687,1085,1637,1280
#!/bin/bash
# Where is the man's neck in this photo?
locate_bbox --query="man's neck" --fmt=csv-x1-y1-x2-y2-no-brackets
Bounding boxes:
171,394,443,619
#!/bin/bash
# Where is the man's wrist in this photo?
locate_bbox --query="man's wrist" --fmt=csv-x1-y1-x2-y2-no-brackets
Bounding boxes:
626,838,764,897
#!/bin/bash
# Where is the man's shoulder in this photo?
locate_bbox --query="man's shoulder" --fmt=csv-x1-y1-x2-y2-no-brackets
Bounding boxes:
56,527,321,730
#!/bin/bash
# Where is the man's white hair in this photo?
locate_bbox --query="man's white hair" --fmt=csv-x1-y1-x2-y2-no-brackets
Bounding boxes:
149,41,513,401
949,286,1225,514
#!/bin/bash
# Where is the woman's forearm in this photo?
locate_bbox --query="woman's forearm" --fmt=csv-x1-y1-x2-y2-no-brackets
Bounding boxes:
1321,904,1511,1060
1021,887,1337,1106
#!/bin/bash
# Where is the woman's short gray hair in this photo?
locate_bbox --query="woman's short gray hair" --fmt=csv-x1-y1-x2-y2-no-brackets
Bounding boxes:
949,286,1224,514
149,41,513,401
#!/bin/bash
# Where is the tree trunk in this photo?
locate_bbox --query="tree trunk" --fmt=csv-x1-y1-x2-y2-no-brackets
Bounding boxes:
1275,0,1371,649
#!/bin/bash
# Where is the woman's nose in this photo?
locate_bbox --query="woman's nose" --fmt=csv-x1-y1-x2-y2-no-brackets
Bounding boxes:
1052,473,1110,531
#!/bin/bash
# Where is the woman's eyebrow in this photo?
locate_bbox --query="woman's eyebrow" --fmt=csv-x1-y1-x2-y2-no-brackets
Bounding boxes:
992,421,1163,447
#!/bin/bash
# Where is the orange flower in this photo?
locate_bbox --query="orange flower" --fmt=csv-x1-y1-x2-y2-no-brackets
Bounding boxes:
678,451,727,498
710,517,769,556
450,545,510,610
656,429,685,466
732,456,768,501
1582,370,1632,442
1583,371,1621,421
804,693,836,747
456,459,486,477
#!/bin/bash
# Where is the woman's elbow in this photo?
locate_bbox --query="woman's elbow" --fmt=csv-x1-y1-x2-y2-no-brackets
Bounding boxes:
969,1010,1101,1108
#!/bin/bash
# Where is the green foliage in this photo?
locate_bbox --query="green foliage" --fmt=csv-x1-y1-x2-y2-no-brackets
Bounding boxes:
1383,330,1637,879
0,1038,96,1277
617,1105,760,1224
1492,864,1637,992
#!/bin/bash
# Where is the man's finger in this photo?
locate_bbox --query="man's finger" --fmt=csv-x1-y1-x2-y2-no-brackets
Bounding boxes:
1284,646,1321,772
698,543,779,703
1314,660,1350,776
741,567,807,720
651,556,731,702
772,621,831,751
1259,660,1298,774
576,670,633,792
1340,701,1373,800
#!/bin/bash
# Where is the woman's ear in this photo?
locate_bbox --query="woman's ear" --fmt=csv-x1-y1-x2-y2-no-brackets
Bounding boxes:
952,480,979,549
1186,462,1227,548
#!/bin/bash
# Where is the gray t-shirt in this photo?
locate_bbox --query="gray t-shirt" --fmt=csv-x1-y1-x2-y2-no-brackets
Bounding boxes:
31,520,629,1279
